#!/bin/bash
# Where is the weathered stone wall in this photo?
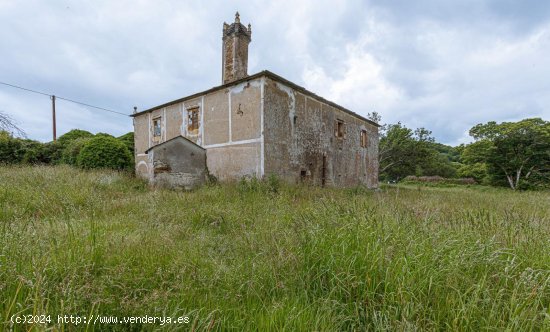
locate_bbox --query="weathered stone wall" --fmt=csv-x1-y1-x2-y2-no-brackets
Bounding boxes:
133,73,379,187
234,36,249,81
263,77,379,188
206,142,262,181
222,35,250,84
148,137,206,190
222,14,251,84
222,37,235,83
133,114,149,178
133,77,263,182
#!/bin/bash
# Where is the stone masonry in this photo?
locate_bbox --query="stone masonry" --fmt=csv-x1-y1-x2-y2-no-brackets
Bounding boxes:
132,13,379,188
222,12,252,84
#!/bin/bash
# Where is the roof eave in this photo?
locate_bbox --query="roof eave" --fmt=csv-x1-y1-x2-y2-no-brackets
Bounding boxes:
132,70,380,128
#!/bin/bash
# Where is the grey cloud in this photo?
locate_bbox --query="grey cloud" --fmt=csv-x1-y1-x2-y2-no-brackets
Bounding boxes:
0,0,549,145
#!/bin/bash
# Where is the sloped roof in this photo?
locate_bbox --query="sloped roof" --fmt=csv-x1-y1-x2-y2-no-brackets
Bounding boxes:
144,135,205,154
132,70,380,128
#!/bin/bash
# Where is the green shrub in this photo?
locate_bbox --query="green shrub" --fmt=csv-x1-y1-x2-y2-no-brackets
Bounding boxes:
20,139,49,164
0,133,52,165
402,175,477,186
457,162,489,184
77,136,133,170
42,141,64,165
117,132,134,155
61,137,92,166
0,131,24,164
95,132,114,138
57,129,94,145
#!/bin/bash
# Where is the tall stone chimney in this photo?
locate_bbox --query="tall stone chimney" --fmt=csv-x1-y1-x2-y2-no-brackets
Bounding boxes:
222,12,252,84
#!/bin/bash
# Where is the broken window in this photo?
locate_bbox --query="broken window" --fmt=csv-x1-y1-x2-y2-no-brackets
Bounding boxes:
335,119,345,138
360,129,368,147
153,117,162,139
187,107,199,132
300,169,307,182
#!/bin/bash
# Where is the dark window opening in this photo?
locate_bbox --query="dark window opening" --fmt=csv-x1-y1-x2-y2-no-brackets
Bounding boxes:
300,169,307,181
153,117,161,139
187,107,199,132
293,115,297,125
360,130,368,147
335,119,345,138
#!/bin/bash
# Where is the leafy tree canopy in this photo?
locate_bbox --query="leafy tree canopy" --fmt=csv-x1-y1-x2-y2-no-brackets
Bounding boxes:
57,129,94,145
379,123,456,180
117,132,134,155
464,118,550,190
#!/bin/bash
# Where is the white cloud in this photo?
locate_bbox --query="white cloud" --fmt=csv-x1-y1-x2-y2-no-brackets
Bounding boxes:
0,0,549,144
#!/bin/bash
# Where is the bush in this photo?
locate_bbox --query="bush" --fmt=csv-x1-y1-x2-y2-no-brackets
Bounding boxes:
457,163,489,184
57,129,94,145
61,137,92,166
117,132,134,156
77,136,133,170
21,139,49,164
0,131,24,164
42,141,64,165
402,176,477,186
95,132,114,138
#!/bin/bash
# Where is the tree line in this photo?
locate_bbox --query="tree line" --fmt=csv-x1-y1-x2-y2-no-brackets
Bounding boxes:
375,113,550,190
0,113,134,170
1,111,549,190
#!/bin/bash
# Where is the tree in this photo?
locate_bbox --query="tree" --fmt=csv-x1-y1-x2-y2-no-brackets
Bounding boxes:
0,131,25,163
61,137,92,165
457,163,488,184
464,118,550,190
0,111,25,137
57,129,94,145
117,132,134,156
379,123,415,179
0,132,48,164
379,123,441,180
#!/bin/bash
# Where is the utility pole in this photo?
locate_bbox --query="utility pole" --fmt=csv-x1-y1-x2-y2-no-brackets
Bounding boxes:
51,95,56,141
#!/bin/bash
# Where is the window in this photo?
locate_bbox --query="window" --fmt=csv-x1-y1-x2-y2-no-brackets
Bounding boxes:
187,107,199,132
335,119,345,138
360,129,368,147
153,117,161,139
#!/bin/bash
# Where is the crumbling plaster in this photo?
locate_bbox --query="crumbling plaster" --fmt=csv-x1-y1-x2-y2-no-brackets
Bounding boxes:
133,73,378,188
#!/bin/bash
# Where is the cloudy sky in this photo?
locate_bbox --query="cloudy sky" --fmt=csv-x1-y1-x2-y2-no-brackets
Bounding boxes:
1,0,549,145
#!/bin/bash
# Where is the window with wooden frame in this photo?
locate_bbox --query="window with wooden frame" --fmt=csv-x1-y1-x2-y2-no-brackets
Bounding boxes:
187,107,199,133
360,129,368,147
152,117,162,140
335,119,345,138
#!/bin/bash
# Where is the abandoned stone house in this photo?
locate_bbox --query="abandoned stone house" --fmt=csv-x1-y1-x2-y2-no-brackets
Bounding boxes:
132,13,379,189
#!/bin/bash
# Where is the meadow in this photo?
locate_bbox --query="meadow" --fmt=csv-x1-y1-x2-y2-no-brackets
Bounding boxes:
1,166,549,331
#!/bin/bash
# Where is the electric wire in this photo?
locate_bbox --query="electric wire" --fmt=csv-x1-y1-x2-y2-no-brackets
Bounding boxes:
0,81,130,116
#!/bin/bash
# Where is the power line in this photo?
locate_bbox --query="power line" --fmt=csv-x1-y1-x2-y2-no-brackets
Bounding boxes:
0,80,130,116
0,81,51,97
56,96,129,116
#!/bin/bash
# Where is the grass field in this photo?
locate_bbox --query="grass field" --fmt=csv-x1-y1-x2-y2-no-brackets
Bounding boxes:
1,166,549,331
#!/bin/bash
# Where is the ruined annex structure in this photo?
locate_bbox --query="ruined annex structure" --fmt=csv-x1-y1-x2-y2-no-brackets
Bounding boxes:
132,13,379,189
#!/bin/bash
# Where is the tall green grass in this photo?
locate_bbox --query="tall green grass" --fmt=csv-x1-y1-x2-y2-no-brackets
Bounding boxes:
1,166,549,331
